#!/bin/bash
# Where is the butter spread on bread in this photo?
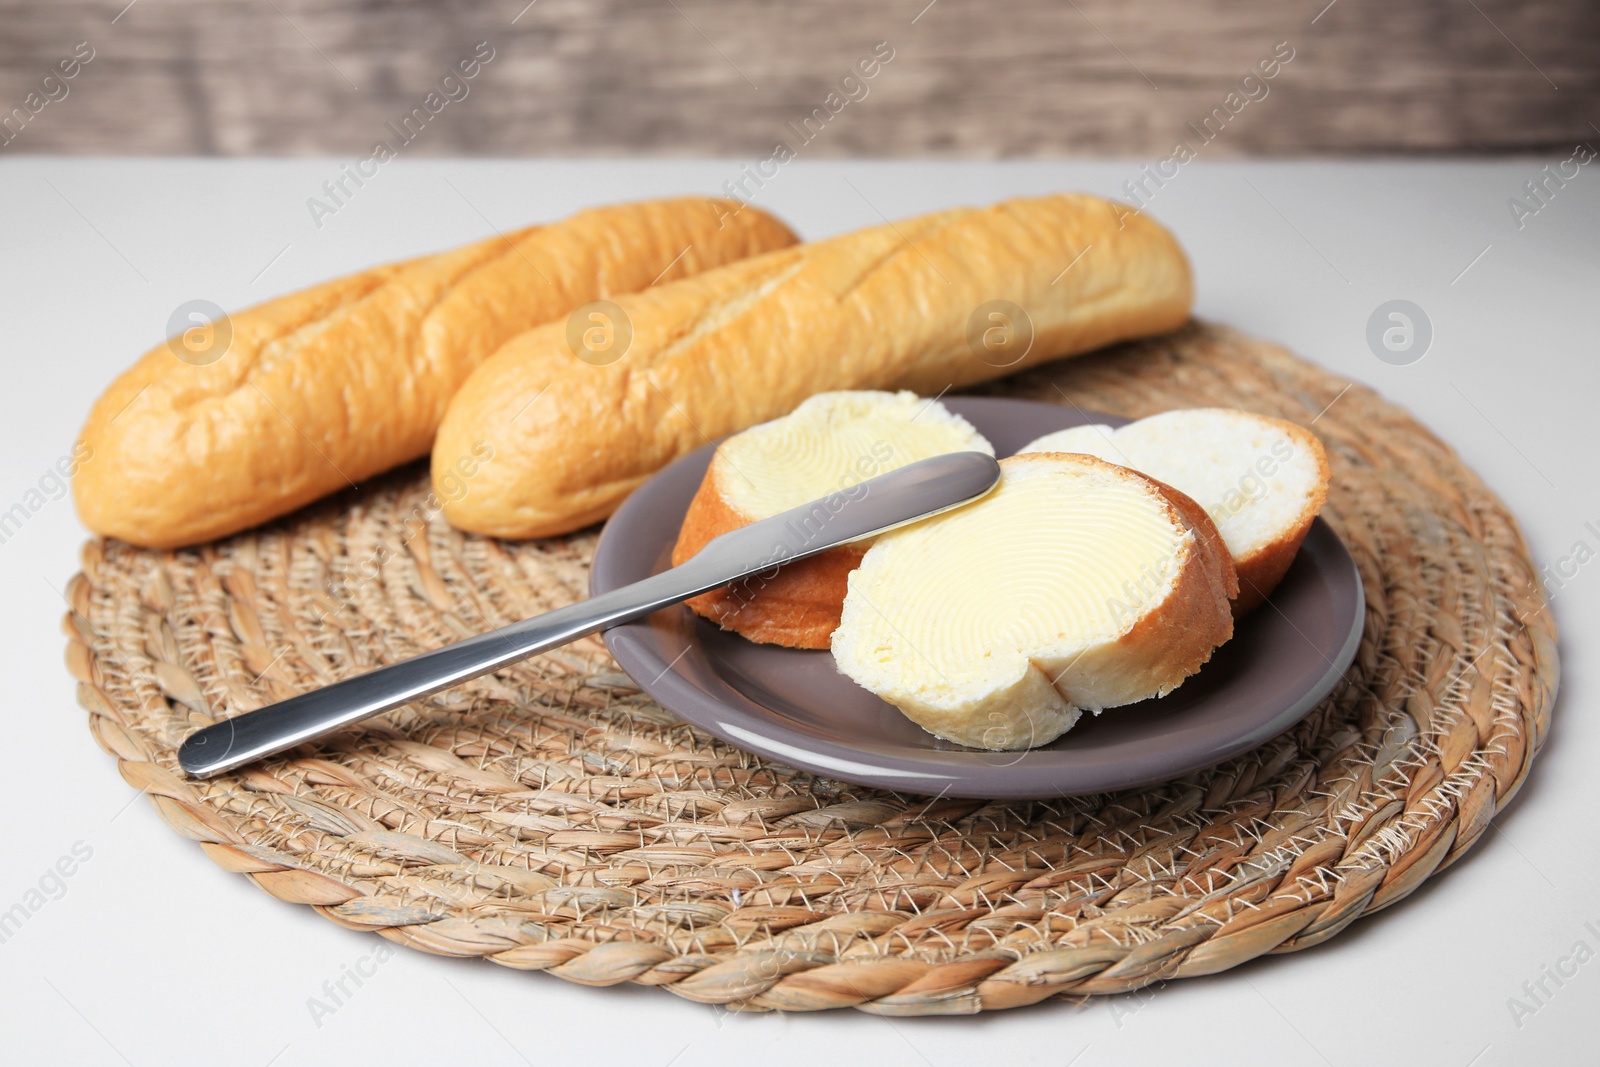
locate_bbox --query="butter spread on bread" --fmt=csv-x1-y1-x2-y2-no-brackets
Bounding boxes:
73,198,798,548
831,453,1237,750
671,390,993,648
1022,408,1329,613
433,193,1192,539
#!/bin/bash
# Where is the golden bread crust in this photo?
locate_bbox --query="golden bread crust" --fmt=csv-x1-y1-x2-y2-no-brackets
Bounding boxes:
73,198,798,548
1230,416,1330,614
1106,468,1238,696
436,194,1193,538
1141,474,1241,606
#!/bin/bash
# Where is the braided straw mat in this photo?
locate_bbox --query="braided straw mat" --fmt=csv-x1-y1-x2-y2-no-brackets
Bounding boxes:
63,321,1557,1015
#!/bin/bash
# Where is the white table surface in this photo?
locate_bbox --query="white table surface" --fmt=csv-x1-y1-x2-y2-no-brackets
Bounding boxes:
1,159,1595,1067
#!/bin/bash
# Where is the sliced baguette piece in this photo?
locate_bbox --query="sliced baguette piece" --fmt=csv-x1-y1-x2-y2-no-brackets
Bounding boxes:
671,390,994,648
1021,409,1330,613
434,193,1193,538
73,198,797,548
831,453,1237,750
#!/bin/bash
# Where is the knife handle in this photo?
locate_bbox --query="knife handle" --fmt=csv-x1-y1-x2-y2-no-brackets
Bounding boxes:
177,561,719,778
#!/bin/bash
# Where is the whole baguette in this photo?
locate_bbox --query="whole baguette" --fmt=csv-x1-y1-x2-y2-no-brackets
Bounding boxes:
433,193,1192,539
73,198,797,548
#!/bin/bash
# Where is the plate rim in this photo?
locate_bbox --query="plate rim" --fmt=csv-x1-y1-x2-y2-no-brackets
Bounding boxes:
592,397,1364,799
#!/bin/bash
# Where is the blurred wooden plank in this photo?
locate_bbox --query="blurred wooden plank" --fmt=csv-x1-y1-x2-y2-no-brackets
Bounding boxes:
0,0,1594,157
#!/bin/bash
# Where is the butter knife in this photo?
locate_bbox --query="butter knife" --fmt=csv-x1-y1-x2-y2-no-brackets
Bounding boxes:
178,450,1000,778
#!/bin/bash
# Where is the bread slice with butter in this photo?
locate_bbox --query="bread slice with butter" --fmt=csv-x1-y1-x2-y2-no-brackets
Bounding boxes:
672,390,994,648
831,453,1237,750
1021,409,1329,613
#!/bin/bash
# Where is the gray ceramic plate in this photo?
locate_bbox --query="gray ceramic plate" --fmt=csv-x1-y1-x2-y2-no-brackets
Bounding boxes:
592,397,1364,799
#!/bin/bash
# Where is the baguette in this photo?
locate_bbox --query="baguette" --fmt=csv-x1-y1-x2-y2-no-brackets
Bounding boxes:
671,390,993,648
831,453,1237,750
1021,408,1330,613
73,198,798,547
433,193,1192,538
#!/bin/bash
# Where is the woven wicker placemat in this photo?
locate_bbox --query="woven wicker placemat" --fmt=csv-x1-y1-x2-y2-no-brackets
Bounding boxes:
63,321,1558,1015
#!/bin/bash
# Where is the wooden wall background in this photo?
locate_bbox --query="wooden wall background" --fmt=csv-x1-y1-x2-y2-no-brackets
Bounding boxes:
1,0,1595,156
